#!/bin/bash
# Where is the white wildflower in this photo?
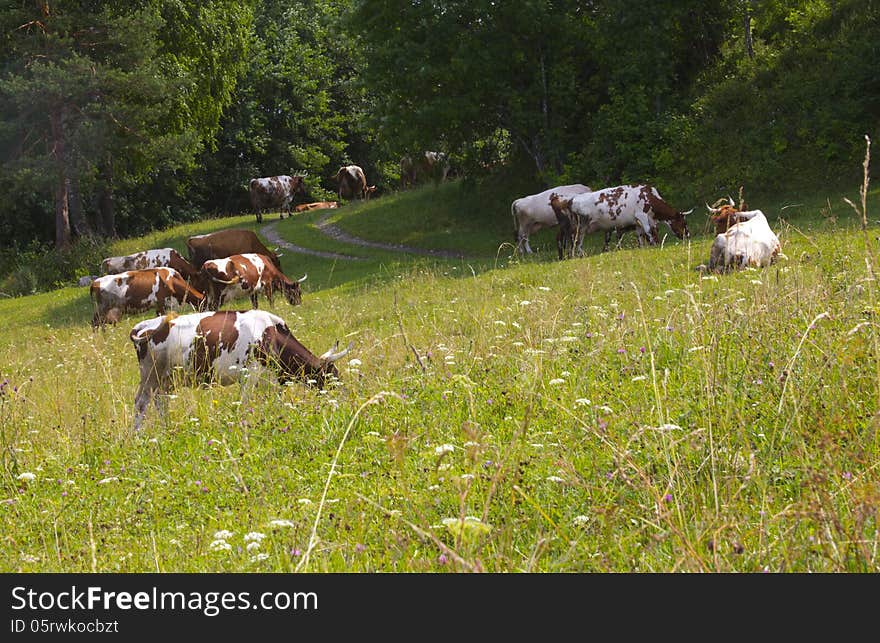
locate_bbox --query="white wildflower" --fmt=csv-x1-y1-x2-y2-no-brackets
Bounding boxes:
268,519,295,529
656,423,682,431
598,405,613,414
244,532,266,542
519,300,531,306
348,358,362,367
631,375,647,382
434,444,455,456
297,498,312,505
538,286,550,291
16,472,36,482
548,378,566,386
97,477,118,484
213,530,234,540
209,540,231,552
750,279,762,285
575,398,591,406
572,515,590,526
546,476,565,483
246,541,261,552
250,553,270,563
20,553,40,563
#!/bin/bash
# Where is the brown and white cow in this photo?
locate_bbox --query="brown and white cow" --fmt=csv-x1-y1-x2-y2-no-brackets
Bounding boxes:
186,229,282,270
129,310,351,430
706,197,751,235
249,175,307,222
200,253,306,310
293,200,339,213
512,184,592,255
400,151,451,188
551,184,692,256
706,209,782,272
333,165,369,200
89,267,205,328
100,248,204,288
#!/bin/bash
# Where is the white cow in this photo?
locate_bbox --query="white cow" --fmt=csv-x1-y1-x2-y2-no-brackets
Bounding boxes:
129,310,351,431
707,209,781,272
551,184,692,256
512,184,592,254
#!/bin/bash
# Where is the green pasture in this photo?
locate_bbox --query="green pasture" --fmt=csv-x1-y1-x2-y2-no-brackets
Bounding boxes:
1,182,879,572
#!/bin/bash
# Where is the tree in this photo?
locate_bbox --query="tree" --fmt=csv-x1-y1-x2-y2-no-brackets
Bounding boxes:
0,1,253,246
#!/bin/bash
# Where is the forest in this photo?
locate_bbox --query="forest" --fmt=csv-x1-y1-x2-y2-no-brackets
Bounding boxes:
0,0,878,286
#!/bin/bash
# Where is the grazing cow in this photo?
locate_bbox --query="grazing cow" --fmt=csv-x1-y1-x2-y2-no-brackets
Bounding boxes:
90,267,205,328
129,310,351,430
706,209,782,272
400,151,451,188
512,184,592,254
333,165,369,200
100,248,203,288
551,184,692,256
550,194,654,257
293,200,338,213
186,229,282,270
200,253,307,310
248,175,306,223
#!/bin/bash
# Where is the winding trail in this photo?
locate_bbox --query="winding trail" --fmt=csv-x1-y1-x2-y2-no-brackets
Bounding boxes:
260,220,367,262
260,212,470,261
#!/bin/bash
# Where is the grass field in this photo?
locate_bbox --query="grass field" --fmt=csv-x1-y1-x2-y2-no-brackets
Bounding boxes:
1,178,879,572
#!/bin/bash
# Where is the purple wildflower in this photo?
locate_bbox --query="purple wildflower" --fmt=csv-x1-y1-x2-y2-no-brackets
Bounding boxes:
617,348,626,354
438,553,448,565
663,493,673,502
639,346,646,354
355,543,365,553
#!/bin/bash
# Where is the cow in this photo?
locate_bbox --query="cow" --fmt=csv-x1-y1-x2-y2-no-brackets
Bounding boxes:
550,193,654,257
706,209,782,272
512,184,592,254
400,151,451,188
551,184,692,256
129,310,352,431
186,229,282,270
248,175,307,223
706,197,750,235
100,248,204,289
89,267,205,328
293,200,338,213
200,253,307,310
333,165,368,200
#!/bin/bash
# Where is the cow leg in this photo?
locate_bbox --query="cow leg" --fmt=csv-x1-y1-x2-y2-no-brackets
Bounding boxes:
603,230,612,252
250,292,259,309
133,376,158,432
256,209,263,223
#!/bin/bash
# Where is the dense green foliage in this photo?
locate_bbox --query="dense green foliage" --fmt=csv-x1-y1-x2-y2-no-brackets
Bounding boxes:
1,0,878,280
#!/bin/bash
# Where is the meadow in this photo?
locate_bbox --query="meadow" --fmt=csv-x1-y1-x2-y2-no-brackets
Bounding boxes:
1,179,879,572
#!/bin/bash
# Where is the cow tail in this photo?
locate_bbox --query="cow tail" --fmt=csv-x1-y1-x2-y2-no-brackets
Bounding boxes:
511,201,519,244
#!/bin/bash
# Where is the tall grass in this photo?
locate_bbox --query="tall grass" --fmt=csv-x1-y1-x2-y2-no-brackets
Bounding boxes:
0,178,878,572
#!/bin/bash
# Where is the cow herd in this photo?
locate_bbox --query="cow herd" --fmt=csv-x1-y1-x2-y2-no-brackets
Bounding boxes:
87,175,782,431
89,228,344,430
512,182,781,270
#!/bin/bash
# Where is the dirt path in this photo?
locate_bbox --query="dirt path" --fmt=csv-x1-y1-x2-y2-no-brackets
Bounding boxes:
314,212,468,259
261,214,469,261
260,221,366,262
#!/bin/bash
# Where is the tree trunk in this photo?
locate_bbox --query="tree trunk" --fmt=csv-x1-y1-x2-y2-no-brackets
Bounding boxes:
67,175,92,238
98,156,116,237
744,3,754,59
50,106,71,249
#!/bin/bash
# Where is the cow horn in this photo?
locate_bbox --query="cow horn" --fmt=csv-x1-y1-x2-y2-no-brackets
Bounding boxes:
728,195,735,207
706,202,719,214
297,273,308,283
682,208,694,216
319,340,353,362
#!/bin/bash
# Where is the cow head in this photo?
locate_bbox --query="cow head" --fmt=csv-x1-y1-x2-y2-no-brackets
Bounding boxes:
706,197,741,234
310,340,353,387
282,274,307,306
365,185,378,199
665,210,692,240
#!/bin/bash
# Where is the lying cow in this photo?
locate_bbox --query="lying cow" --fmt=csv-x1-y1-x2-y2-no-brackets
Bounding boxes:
186,229,282,270
129,310,351,430
249,175,306,222
293,200,338,213
90,267,205,328
706,197,750,235
200,253,307,310
706,209,781,272
512,184,592,254
551,184,692,256
101,247,202,281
